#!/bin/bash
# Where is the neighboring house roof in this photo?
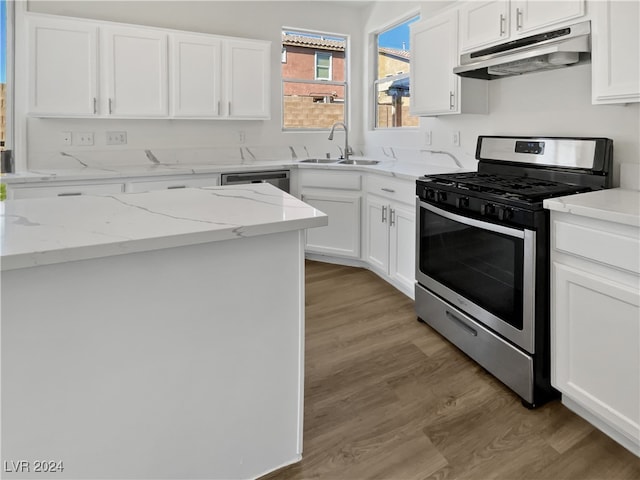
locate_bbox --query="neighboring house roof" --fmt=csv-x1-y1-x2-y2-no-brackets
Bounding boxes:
379,47,410,62
282,32,345,52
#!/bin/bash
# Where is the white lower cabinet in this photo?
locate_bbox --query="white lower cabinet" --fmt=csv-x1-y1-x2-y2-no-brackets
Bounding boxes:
9,182,124,199
126,175,220,192
299,170,362,259
550,211,640,456
365,194,415,298
365,173,416,298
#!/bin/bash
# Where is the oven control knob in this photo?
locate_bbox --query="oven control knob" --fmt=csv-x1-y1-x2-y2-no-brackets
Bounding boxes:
498,207,514,221
480,203,495,216
426,189,436,200
456,197,469,209
437,191,448,202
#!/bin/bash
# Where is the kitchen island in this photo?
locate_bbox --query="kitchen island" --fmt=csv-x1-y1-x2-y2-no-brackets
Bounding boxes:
1,184,327,479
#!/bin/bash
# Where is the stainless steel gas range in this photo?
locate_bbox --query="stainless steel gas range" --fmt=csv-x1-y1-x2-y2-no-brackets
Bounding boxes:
415,136,613,408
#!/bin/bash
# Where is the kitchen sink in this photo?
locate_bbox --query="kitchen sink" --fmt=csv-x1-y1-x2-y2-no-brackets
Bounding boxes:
337,159,380,165
299,158,340,163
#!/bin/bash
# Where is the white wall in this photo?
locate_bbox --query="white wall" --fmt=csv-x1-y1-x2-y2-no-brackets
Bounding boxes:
363,1,640,180
22,1,368,168
22,1,640,181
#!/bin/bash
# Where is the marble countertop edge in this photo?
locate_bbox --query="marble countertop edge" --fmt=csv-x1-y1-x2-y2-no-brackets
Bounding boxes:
543,188,640,228
1,184,328,271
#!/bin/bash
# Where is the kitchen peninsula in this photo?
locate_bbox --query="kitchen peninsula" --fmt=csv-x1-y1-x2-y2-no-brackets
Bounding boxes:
1,184,327,479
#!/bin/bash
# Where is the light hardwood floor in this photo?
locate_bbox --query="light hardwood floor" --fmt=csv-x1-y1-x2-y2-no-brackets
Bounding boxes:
262,261,640,480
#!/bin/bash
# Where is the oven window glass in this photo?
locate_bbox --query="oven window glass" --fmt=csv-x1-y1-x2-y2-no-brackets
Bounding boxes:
419,208,524,330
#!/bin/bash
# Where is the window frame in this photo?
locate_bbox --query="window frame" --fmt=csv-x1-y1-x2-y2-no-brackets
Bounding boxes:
372,13,420,130
281,27,349,132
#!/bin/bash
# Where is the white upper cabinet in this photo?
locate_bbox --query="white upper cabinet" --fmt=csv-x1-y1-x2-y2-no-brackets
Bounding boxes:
28,16,98,116
171,33,222,117
225,39,271,119
170,35,270,119
459,0,585,53
410,11,459,115
26,14,271,119
410,9,487,116
512,0,585,35
591,0,640,104
102,26,169,117
459,1,510,52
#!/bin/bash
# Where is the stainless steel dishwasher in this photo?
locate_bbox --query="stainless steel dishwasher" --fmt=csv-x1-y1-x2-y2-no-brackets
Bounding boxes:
220,170,290,193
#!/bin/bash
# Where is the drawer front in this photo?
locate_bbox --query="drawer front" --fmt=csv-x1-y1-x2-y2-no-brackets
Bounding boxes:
128,175,220,192
298,170,361,190
367,175,415,205
554,220,640,274
11,183,124,199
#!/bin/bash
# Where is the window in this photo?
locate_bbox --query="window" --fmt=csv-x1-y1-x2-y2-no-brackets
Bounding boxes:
282,29,347,130
315,52,332,80
374,15,420,129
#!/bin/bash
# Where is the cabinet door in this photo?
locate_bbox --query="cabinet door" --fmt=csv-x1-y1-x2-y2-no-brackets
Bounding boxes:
365,195,389,272
127,175,220,193
553,263,640,443
28,17,98,115
301,192,360,258
592,0,640,104
512,0,585,35
389,202,416,294
103,26,169,116
225,39,271,119
410,10,459,115
10,183,124,199
171,34,222,117
459,0,509,52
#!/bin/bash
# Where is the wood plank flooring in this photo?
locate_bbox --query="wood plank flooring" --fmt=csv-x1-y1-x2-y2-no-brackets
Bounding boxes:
262,261,640,480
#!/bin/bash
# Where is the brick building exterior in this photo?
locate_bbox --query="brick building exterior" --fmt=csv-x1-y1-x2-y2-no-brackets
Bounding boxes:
282,32,346,128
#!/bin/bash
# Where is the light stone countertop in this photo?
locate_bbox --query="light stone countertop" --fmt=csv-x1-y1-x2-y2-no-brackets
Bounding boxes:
0,158,464,185
0,183,328,271
543,188,640,227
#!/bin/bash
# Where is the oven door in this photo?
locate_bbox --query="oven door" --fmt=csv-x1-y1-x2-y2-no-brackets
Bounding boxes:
416,200,536,353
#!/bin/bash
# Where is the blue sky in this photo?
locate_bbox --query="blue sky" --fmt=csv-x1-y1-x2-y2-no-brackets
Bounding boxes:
378,16,419,50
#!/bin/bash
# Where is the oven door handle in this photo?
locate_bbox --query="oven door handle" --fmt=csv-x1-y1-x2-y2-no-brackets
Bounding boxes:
419,201,525,239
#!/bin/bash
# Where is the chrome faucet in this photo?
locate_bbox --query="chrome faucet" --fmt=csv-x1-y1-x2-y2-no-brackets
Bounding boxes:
328,122,352,160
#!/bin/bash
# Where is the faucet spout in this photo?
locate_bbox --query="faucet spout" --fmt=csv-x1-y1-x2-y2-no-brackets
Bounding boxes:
328,122,351,160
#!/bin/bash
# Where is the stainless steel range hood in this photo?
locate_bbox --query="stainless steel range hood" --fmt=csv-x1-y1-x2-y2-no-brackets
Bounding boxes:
454,21,591,80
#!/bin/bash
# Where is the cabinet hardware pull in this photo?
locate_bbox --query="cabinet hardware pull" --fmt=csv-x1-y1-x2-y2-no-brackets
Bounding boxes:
109,98,113,114
516,8,523,30
449,91,455,110
446,310,478,336
390,208,396,226
167,185,186,189
58,192,82,197
499,14,506,35
382,205,387,223
93,97,97,114
217,101,221,115
228,101,231,115
381,188,395,193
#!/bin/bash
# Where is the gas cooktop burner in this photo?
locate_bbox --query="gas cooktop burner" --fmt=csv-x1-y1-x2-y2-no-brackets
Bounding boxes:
422,172,592,203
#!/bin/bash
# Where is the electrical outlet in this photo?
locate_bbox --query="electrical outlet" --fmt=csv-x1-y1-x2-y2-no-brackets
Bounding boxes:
452,131,460,146
238,131,246,144
61,131,72,146
106,131,127,145
425,130,432,146
74,132,94,146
